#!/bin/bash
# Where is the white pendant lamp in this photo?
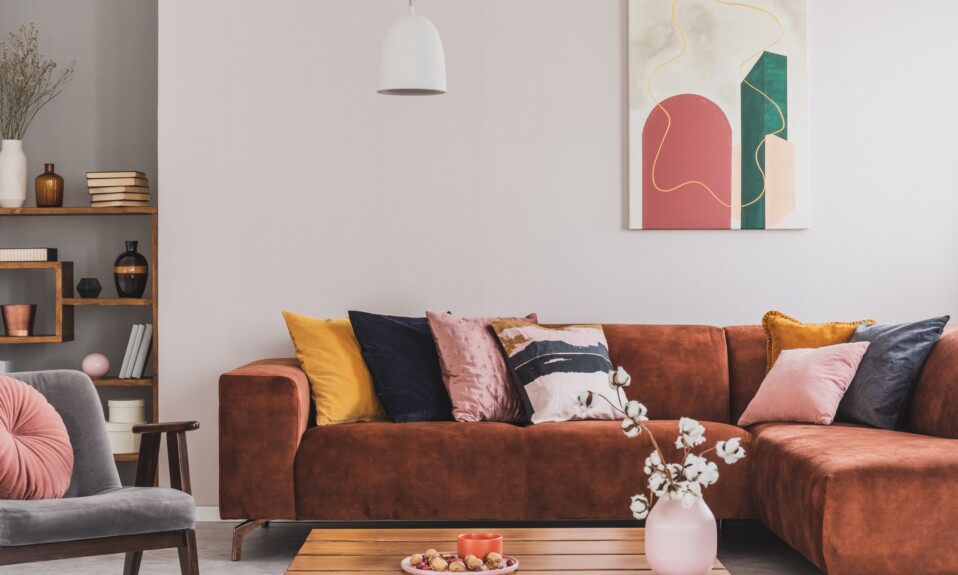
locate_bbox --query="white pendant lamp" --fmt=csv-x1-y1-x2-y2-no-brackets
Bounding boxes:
378,0,446,95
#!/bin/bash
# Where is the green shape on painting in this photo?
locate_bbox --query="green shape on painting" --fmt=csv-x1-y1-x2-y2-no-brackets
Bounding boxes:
741,51,788,230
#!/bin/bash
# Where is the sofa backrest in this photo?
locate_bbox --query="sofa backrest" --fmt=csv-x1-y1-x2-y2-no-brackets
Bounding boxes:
603,324,730,423
907,329,958,438
724,325,767,425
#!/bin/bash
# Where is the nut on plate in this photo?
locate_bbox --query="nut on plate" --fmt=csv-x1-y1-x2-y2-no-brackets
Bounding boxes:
464,555,484,570
408,553,424,565
485,552,503,568
430,557,449,571
424,549,440,560
448,559,466,572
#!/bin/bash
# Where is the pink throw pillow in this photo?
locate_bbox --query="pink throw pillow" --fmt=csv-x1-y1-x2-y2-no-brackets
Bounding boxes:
427,311,537,422
738,342,870,427
0,376,74,499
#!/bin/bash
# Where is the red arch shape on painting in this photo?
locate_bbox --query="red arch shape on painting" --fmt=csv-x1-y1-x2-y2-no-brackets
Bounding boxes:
642,94,732,229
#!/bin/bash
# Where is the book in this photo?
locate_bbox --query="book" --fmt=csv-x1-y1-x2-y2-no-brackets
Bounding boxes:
89,185,149,195
88,200,151,207
122,324,145,379
0,248,58,262
87,171,147,179
87,177,148,187
87,192,150,202
131,324,153,378
118,324,139,378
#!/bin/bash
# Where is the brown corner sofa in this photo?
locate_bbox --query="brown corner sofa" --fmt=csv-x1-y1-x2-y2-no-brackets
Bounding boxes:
219,324,958,574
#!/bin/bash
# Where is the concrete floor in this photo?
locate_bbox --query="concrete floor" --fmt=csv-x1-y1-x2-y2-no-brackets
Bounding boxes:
0,520,822,574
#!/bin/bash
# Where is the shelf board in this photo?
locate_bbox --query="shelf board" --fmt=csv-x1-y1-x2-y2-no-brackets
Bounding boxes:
0,261,62,270
0,334,70,344
0,206,156,216
64,298,151,307
113,453,139,462
93,377,153,387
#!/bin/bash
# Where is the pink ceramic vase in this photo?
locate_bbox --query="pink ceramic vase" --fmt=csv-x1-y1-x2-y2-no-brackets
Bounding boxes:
645,496,717,575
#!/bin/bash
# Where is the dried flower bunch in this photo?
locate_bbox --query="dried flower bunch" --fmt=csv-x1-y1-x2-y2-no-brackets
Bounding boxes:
0,24,74,140
577,366,746,519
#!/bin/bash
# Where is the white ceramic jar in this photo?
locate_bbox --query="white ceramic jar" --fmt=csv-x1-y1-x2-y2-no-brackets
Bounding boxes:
105,420,145,454
108,399,146,423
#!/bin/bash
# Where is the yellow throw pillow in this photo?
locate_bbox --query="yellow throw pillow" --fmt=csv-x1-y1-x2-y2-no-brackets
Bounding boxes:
283,311,387,425
762,311,875,374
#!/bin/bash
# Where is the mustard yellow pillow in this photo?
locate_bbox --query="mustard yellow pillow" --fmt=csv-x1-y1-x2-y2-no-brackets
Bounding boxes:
283,311,387,425
762,311,875,374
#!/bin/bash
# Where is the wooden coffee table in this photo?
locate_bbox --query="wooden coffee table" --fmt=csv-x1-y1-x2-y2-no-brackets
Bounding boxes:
286,527,730,574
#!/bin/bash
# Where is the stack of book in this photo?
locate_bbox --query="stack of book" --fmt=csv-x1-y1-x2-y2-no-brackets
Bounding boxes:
118,323,153,379
88,171,150,207
0,248,57,262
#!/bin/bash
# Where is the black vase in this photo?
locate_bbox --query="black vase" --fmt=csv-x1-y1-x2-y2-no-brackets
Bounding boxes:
76,278,102,298
114,241,148,298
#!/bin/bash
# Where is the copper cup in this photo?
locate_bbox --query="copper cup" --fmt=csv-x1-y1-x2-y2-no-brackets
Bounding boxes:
2,304,37,337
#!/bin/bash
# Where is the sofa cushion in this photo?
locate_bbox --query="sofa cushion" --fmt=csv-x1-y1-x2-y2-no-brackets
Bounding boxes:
294,422,525,520
762,310,874,373
0,375,74,500
603,325,730,422
522,420,752,520
283,312,388,425
750,422,958,574
738,342,869,427
490,321,616,424
0,486,195,546
838,316,950,430
427,312,535,423
348,311,453,423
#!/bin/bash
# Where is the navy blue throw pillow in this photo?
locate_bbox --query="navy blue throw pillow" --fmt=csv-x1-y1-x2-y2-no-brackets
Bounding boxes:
837,315,950,430
348,311,452,423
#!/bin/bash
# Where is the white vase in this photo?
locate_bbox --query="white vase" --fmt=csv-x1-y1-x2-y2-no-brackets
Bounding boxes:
645,496,717,575
0,140,27,208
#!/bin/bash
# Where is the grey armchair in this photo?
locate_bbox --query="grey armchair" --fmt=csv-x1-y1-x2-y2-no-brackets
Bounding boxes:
0,370,199,574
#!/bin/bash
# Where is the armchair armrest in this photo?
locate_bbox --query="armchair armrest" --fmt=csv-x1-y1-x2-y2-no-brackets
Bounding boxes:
133,420,201,493
133,421,200,434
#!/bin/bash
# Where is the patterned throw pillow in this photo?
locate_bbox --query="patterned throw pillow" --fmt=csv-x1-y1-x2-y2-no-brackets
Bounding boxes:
490,321,617,424
762,310,875,373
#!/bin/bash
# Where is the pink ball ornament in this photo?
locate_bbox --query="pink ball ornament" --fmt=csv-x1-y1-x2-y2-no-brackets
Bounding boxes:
81,353,110,378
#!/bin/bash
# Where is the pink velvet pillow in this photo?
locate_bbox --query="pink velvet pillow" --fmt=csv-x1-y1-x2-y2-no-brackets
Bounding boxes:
427,311,537,423
0,376,74,499
738,342,870,427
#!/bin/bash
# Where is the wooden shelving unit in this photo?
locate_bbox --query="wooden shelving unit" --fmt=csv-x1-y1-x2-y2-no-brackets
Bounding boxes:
0,261,74,343
0,207,157,468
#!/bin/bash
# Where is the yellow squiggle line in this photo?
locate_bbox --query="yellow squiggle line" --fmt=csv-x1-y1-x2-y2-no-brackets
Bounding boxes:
647,0,787,210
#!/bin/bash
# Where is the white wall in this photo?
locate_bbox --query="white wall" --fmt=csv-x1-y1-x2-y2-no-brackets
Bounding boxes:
159,0,958,506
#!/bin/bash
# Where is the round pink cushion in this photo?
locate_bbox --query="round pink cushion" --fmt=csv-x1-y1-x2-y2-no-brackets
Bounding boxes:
0,376,74,499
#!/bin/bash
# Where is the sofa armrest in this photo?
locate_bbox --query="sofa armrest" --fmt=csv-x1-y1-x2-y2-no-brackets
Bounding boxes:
219,358,310,519
908,329,958,438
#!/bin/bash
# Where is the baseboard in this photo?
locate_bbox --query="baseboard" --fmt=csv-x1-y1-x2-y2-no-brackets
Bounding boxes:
196,506,223,522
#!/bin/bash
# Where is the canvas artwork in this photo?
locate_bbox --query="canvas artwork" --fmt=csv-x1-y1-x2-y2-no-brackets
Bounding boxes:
628,0,808,230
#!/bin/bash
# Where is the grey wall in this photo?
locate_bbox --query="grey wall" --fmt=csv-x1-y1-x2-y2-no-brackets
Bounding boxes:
0,0,158,480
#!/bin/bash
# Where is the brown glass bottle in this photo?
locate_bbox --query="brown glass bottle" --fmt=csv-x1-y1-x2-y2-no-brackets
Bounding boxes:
114,241,149,298
35,163,64,207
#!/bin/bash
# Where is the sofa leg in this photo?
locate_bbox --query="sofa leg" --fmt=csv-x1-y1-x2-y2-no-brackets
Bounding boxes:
123,551,143,575
232,519,268,561
178,529,199,574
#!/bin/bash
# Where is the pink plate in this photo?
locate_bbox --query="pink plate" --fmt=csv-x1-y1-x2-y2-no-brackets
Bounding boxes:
401,553,519,575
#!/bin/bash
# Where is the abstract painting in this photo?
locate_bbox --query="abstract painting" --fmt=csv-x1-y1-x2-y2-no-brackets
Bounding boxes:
628,0,808,229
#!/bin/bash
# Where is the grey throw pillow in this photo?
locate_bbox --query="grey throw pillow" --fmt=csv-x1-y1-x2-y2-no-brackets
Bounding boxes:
837,315,950,429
